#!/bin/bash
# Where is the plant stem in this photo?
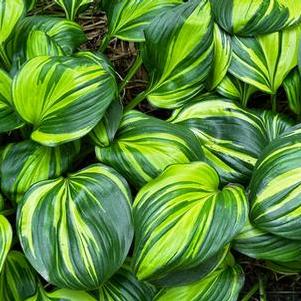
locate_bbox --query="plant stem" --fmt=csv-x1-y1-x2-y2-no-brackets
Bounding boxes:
0,44,11,71
241,283,259,301
119,53,142,93
259,274,267,301
271,93,277,113
99,34,111,52
125,90,148,112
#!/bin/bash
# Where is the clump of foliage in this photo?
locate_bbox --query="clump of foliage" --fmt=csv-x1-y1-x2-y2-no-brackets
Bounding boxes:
1,0,301,300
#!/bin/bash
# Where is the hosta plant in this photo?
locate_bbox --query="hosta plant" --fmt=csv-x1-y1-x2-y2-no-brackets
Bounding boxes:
1,0,301,300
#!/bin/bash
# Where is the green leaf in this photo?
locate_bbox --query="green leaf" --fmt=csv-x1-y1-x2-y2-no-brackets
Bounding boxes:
265,260,301,275
0,251,38,301
55,0,93,20
97,259,156,301
207,24,232,90
132,162,248,283
12,54,118,146
250,124,301,241
141,0,214,108
17,163,134,290
25,0,36,11
216,74,258,107
283,68,301,116
229,25,301,94
95,110,204,188
1,140,80,203
169,95,292,184
102,0,182,42
233,219,301,262
210,0,301,36
154,259,244,301
8,16,86,72
0,215,12,272
0,194,4,212
0,68,24,133
25,285,97,301
0,0,25,45
90,100,123,147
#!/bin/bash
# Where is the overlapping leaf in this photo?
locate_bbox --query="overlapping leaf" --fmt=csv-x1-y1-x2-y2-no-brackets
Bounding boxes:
0,215,12,272
25,286,97,301
0,0,25,68
169,95,291,184
95,110,204,188
233,219,301,262
229,24,301,94
0,68,23,133
17,164,134,289
283,68,301,116
0,251,38,301
250,124,301,240
12,53,117,146
132,162,248,283
210,0,301,36
154,256,244,301
55,0,93,20
101,0,182,43
8,16,86,72
97,259,156,301
1,140,80,202
140,0,214,108
207,24,232,90
216,74,258,107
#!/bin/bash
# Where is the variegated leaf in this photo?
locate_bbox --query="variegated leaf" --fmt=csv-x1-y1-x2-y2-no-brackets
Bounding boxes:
210,0,301,36
0,68,24,133
169,95,292,184
229,24,301,94
95,110,204,188
12,54,117,146
17,164,134,289
0,251,38,301
133,162,248,283
1,140,80,203
101,0,182,43
140,0,214,108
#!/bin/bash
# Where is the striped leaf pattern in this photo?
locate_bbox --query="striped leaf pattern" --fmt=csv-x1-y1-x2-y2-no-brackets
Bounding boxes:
55,0,92,20
0,251,38,301
1,140,80,203
229,25,301,94
17,164,134,289
12,54,117,146
250,125,301,240
233,219,301,262
210,0,301,36
132,162,248,283
216,74,258,107
283,68,301,116
95,110,204,188
90,100,123,148
207,24,232,90
9,16,86,72
141,0,214,108
0,0,24,46
0,68,24,133
98,259,156,301
265,260,301,275
169,95,291,184
25,285,97,301
0,215,12,272
154,259,244,301
102,0,182,42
